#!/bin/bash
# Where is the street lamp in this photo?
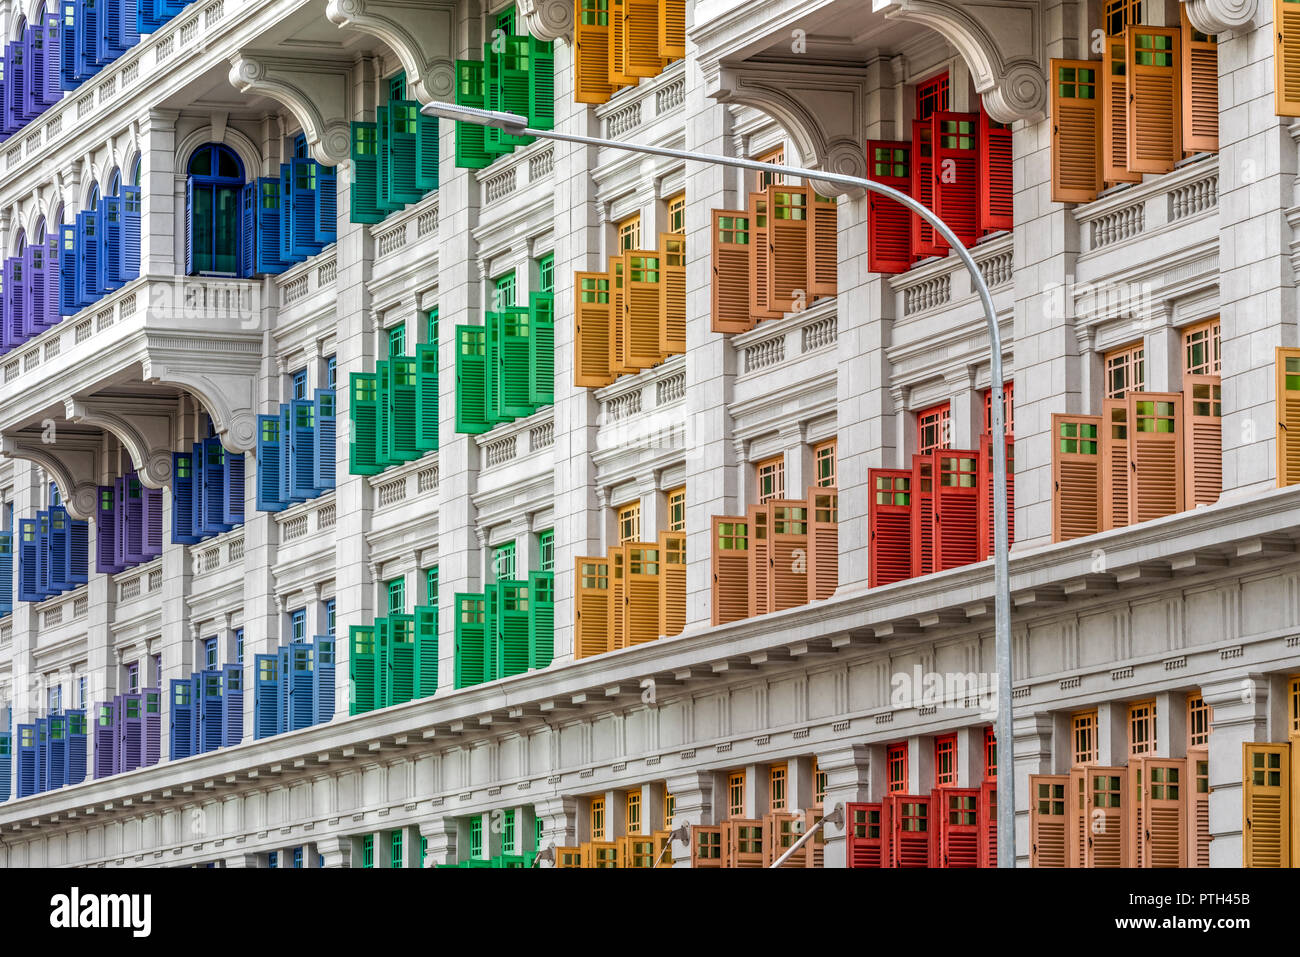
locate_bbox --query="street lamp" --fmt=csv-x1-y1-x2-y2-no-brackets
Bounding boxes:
423,101,1016,867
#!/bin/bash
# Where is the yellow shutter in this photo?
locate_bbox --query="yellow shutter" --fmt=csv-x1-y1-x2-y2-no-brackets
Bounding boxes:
574,271,615,388
575,556,611,658
624,250,664,369
574,0,616,105
658,0,685,60
1276,347,1300,486
658,530,686,638
1275,0,1300,116
659,232,686,355
1242,741,1290,867
621,0,663,78
608,254,631,376
622,542,661,646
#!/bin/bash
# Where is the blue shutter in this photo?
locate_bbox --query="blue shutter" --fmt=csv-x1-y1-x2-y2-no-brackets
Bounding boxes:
188,674,201,758
204,438,232,535
66,709,86,785
290,398,316,500
40,233,58,331
137,0,162,34
223,451,245,525
279,163,304,264
98,195,123,290
289,643,314,731
201,669,223,753
313,389,336,491
34,511,51,599
0,729,10,803
120,184,140,281
16,725,36,798
313,636,335,725
75,0,98,80
59,224,77,315
169,678,193,760
61,0,79,90
239,181,256,277
0,531,13,616
171,450,199,544
47,715,67,791
122,476,143,564
255,177,287,274
47,508,68,591
18,518,36,601
315,165,337,246
75,208,99,306
222,663,243,747
3,258,23,349
289,159,323,258
255,412,285,511
280,405,303,504
184,176,195,275
253,654,280,739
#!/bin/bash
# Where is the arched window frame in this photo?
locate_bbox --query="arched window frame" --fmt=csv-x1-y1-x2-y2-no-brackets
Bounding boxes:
185,144,246,277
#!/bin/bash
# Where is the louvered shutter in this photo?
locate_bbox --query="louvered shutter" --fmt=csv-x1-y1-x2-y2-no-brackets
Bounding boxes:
1180,9,1218,152
978,777,998,868
25,242,45,333
200,670,223,752
1187,747,1211,867
142,485,162,558
846,803,883,867
222,663,244,746
238,181,256,277
528,571,554,668
1276,0,1300,115
869,469,913,587
386,356,419,460
0,729,10,803
1137,757,1187,867
348,625,376,715
768,499,809,612
0,532,12,617
1126,392,1185,525
1029,774,1068,867
121,185,141,280
656,232,686,355
1125,26,1181,174
1101,398,1130,530
68,513,88,585
183,178,195,276
93,703,115,778
278,163,299,262
748,191,782,320
910,453,936,578
529,291,554,408
253,654,281,739
866,140,913,274
289,159,324,257
624,250,662,369
910,117,946,258
621,543,661,647
575,557,611,658
528,35,555,130
67,710,87,785
711,515,750,625
454,595,488,688
414,343,439,452
120,694,143,771
44,232,61,329
1183,373,1221,507
977,434,1015,559
621,0,662,77
607,0,631,85
415,111,439,192
454,60,492,169
98,195,123,290
608,255,630,375
1242,742,1290,867
575,0,616,104
349,372,381,475
47,509,69,592
280,402,300,498
1051,413,1101,542
807,485,837,602
254,178,285,273
386,101,423,204
977,108,1013,233
59,224,76,316
313,389,337,490
1083,766,1128,867
607,548,626,651
931,112,980,247
933,451,980,571
223,452,245,525
765,186,812,313
16,725,36,797
935,787,981,867
171,450,199,544
1050,59,1104,203
711,209,753,333
1277,348,1300,486
886,793,932,867
121,478,143,565
256,412,285,511
575,271,615,387
202,437,232,535
349,122,383,224
746,505,769,619
455,326,490,433
495,308,533,419
494,582,531,677
313,636,335,723
658,0,684,59
408,605,438,699
657,531,686,638
291,642,317,729
61,0,78,90
1102,40,1140,185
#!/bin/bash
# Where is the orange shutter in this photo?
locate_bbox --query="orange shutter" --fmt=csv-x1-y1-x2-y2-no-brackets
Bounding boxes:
1275,347,1300,486
554,846,583,867
809,192,837,299
1180,8,1218,152
658,531,686,637
1182,373,1221,508
711,515,749,626
608,0,632,86
1137,757,1188,867
574,0,616,105
622,542,661,646
575,557,611,658
657,0,685,60
621,0,663,78
1125,25,1182,174
659,232,686,355
1242,741,1291,866
1084,766,1129,867
978,434,1016,558
1126,391,1185,526
1187,747,1211,867
746,504,770,619
768,498,810,612
1050,59,1104,203
1102,40,1141,185
763,811,806,868
624,250,663,370
711,209,754,333
1101,398,1130,531
1294,733,1300,867
574,271,615,388
608,255,630,376
691,824,723,867
748,191,782,320
1051,413,1102,542
1276,0,1300,116
806,485,838,602
723,818,766,868
1030,774,1069,867
1067,765,1087,868
608,546,626,650
1127,760,1145,867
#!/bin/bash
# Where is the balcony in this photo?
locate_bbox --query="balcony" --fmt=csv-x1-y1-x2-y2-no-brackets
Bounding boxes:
591,357,686,487
369,194,440,299
472,140,555,238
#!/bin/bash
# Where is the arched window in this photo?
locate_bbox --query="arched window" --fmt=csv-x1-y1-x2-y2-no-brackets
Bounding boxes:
87,183,100,209
186,144,244,275
131,155,141,187
108,168,121,197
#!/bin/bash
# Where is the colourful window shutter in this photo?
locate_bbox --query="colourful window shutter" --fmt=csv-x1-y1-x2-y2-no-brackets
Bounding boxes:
348,625,376,715
312,635,335,724
608,0,631,86
0,532,12,616
95,485,120,574
1278,348,1300,486
658,531,686,639
529,292,555,408
931,112,979,247
1126,392,1185,525
1182,373,1221,508
315,165,337,246
575,270,615,387
607,548,625,651
386,355,419,461
1051,413,1101,542
658,0,684,59
223,452,245,526
1276,0,1300,115
935,787,980,867
977,108,1013,234
608,255,629,375
624,251,662,369
1101,397,1130,531
866,140,913,274
61,0,78,90
1125,25,1181,174
1103,39,1141,186
765,185,811,312
349,372,382,475
747,191,783,320
846,803,884,868
932,451,980,571
454,60,492,169
171,451,199,544
1242,742,1290,867
710,209,753,333
910,117,947,258
910,453,936,578
690,825,723,868
386,101,423,204
415,110,439,192
527,35,554,130
223,663,244,747
373,360,394,468
455,325,490,433
412,605,439,699
575,556,610,658
496,308,535,419
658,232,686,354
1029,774,1068,867
1187,747,1210,867
1181,9,1218,152
256,412,285,511
288,158,324,257
453,594,488,688
289,398,317,499
314,389,337,491
415,342,439,452
886,793,932,868
575,0,615,104
747,504,769,619
622,543,661,647
1050,59,1104,203
711,516,749,626
768,500,809,612
494,581,532,677
58,223,77,316
349,122,383,224
807,485,838,602
868,468,912,587
621,0,662,78
977,435,1015,559
1135,757,1187,867
253,654,281,739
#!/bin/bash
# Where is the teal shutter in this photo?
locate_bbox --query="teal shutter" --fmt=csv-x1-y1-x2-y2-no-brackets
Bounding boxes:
415,342,439,452
374,359,396,468
416,111,440,192
375,105,401,213
454,60,492,169
414,604,438,699
529,570,554,669
455,326,490,434
453,594,487,688
482,584,500,682
529,291,554,408
349,122,383,224
348,372,382,475
387,355,419,462
386,101,423,204
348,625,376,715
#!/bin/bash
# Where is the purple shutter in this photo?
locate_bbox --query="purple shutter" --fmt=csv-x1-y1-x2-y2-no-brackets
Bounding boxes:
124,473,144,564
143,485,162,557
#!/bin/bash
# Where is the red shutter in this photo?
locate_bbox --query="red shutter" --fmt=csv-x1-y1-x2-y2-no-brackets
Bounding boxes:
978,777,997,868
809,193,837,298
806,485,838,602
711,516,750,626
1051,413,1102,542
767,498,809,612
933,450,981,571
977,107,1013,234
846,803,884,868
1101,398,1130,531
978,434,1015,559
711,209,754,334
866,140,913,274
1182,373,1222,508
910,117,947,259
1126,391,1185,526
1029,774,1069,868
887,793,932,867
931,111,980,247
746,504,770,620
910,453,936,578
869,469,913,587
935,787,981,867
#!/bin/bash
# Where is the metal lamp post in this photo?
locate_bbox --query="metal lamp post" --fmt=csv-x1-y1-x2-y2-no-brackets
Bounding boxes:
422,101,1016,867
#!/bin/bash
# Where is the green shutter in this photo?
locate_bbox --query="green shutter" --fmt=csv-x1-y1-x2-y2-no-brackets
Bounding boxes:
498,307,534,419
387,613,416,706
348,624,377,715
348,372,382,475
414,604,439,698
349,122,383,224
455,326,490,434
426,566,439,603
529,570,554,669
494,580,532,678
454,60,492,169
482,584,500,682
496,36,535,149
387,355,420,461
375,359,398,468
416,111,440,192
454,594,488,688
484,39,511,157
529,291,554,408
528,35,554,131
386,101,423,204
374,616,391,707
415,342,439,452
375,106,401,213
484,313,507,425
